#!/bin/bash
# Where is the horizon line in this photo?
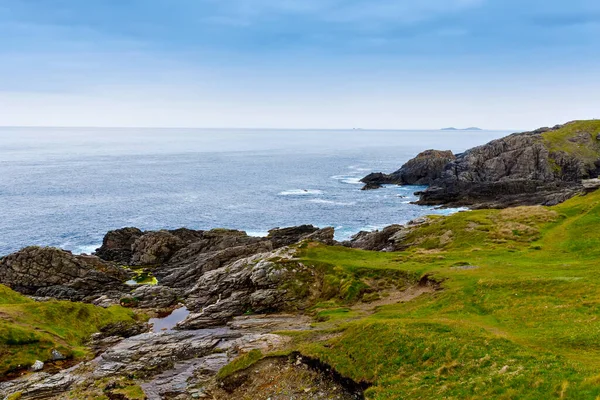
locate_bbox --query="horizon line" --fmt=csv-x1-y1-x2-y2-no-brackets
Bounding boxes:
0,125,516,132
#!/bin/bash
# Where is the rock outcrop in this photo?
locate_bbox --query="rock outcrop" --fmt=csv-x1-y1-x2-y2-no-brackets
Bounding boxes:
417,122,600,208
362,121,600,208
95,227,143,263
361,150,456,190
179,248,317,329
344,217,432,251
0,247,131,300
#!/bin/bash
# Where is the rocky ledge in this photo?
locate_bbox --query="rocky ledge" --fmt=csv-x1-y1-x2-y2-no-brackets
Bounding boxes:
362,120,600,208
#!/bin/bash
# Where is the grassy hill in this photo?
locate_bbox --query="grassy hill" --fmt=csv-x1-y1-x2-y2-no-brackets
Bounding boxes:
281,189,600,399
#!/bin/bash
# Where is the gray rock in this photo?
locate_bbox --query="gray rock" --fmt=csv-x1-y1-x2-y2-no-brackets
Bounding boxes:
178,249,315,329
31,360,44,371
51,349,66,361
131,285,179,309
0,247,130,300
417,122,597,207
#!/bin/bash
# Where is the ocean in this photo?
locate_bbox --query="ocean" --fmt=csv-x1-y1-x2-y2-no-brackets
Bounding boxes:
0,127,510,256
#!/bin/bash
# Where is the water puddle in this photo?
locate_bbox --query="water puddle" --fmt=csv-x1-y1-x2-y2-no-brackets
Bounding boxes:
149,306,190,332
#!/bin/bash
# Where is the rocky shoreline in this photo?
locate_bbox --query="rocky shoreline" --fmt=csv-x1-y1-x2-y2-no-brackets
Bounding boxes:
0,221,433,399
361,121,600,208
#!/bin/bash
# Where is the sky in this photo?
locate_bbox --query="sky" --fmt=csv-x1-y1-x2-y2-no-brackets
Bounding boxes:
0,0,599,130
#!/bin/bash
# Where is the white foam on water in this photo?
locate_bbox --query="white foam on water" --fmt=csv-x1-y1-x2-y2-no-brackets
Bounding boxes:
330,175,363,185
246,230,270,237
278,189,324,196
308,199,356,206
72,244,100,255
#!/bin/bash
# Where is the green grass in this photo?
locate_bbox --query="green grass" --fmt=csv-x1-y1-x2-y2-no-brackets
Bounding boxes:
542,120,600,175
0,285,139,375
217,349,264,380
288,189,600,399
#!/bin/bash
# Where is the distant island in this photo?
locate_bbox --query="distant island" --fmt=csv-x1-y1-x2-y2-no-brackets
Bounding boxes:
441,127,483,131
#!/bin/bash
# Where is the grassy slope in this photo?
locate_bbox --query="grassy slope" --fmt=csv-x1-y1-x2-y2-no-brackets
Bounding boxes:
0,286,138,375
542,120,600,172
290,189,600,399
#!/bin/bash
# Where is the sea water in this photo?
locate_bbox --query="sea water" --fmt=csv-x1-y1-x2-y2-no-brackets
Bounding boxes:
0,127,510,256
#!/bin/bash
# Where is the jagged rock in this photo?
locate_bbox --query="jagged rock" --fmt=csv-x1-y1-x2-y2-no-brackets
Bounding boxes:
130,285,179,309
178,249,315,329
267,225,319,247
156,241,273,289
0,247,131,300
361,150,456,189
95,227,143,263
131,231,187,265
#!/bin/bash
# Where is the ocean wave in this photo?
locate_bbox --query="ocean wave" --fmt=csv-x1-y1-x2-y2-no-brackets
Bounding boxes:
246,230,270,237
278,189,323,196
330,175,363,185
308,199,356,206
72,244,100,255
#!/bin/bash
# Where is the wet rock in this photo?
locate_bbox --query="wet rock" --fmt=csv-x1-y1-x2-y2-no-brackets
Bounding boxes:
0,247,131,300
95,227,143,263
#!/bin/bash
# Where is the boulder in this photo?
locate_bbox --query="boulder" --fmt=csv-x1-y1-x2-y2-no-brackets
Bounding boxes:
31,360,44,372
0,247,130,300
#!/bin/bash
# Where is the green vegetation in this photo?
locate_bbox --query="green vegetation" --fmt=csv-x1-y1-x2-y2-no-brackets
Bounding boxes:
217,349,264,380
542,120,600,174
282,189,600,399
0,285,139,375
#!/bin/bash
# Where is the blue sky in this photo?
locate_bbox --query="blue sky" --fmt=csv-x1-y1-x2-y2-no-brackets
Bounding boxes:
0,0,599,129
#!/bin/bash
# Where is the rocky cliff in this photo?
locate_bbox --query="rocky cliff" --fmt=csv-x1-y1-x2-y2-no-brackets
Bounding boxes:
361,149,456,190
362,120,600,207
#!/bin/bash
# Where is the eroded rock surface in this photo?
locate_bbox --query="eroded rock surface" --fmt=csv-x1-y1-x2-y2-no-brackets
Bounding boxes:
0,247,130,300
